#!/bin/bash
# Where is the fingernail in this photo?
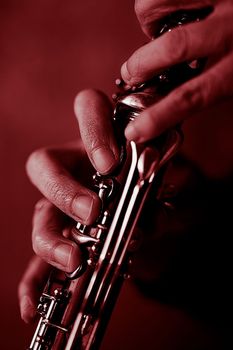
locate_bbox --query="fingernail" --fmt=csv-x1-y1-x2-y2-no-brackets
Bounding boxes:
53,243,75,270
72,195,94,222
54,242,81,272
125,123,140,142
92,147,116,174
20,295,36,323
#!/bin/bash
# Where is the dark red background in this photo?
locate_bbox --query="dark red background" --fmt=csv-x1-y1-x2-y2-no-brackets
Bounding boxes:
0,1,231,349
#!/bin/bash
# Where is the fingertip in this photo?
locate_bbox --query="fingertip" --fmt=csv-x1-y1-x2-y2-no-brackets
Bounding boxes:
125,107,164,143
125,122,141,143
120,61,132,85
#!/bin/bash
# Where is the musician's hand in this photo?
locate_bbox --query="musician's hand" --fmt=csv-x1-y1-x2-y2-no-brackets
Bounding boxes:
18,255,51,323
121,0,233,143
19,90,119,322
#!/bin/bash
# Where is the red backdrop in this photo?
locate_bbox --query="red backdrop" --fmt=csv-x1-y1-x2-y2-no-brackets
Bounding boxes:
0,1,231,349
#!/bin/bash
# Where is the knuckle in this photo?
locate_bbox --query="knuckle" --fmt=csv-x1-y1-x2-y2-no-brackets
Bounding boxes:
134,0,157,27
205,69,224,101
47,181,72,215
74,88,100,110
25,147,49,178
32,229,42,257
175,83,205,112
45,179,78,218
39,158,69,204
165,27,190,63
32,235,40,257
34,198,49,212
145,109,164,137
32,228,51,260
18,280,25,297
134,0,145,21
27,149,72,209
46,180,63,204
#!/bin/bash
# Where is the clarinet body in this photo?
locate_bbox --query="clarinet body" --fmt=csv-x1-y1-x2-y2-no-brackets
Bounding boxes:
28,9,211,350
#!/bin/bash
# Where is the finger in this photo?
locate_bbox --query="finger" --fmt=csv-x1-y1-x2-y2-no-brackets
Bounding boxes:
74,89,119,175
134,0,214,37
32,198,81,273
125,52,233,142
26,144,101,225
122,7,232,86
18,255,51,323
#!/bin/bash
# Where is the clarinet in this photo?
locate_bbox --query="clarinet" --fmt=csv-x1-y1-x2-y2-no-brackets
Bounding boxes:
28,9,211,350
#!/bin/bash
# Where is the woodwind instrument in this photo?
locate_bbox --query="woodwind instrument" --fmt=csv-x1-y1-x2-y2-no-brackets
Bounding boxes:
28,9,211,350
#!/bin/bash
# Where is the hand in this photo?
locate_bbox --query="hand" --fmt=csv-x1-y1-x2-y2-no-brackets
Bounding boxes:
18,89,226,324
18,89,119,322
17,86,192,323
122,0,233,143
18,155,204,324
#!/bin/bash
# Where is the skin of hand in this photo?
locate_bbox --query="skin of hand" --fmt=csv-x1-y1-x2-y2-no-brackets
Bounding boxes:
122,0,233,143
18,89,120,323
